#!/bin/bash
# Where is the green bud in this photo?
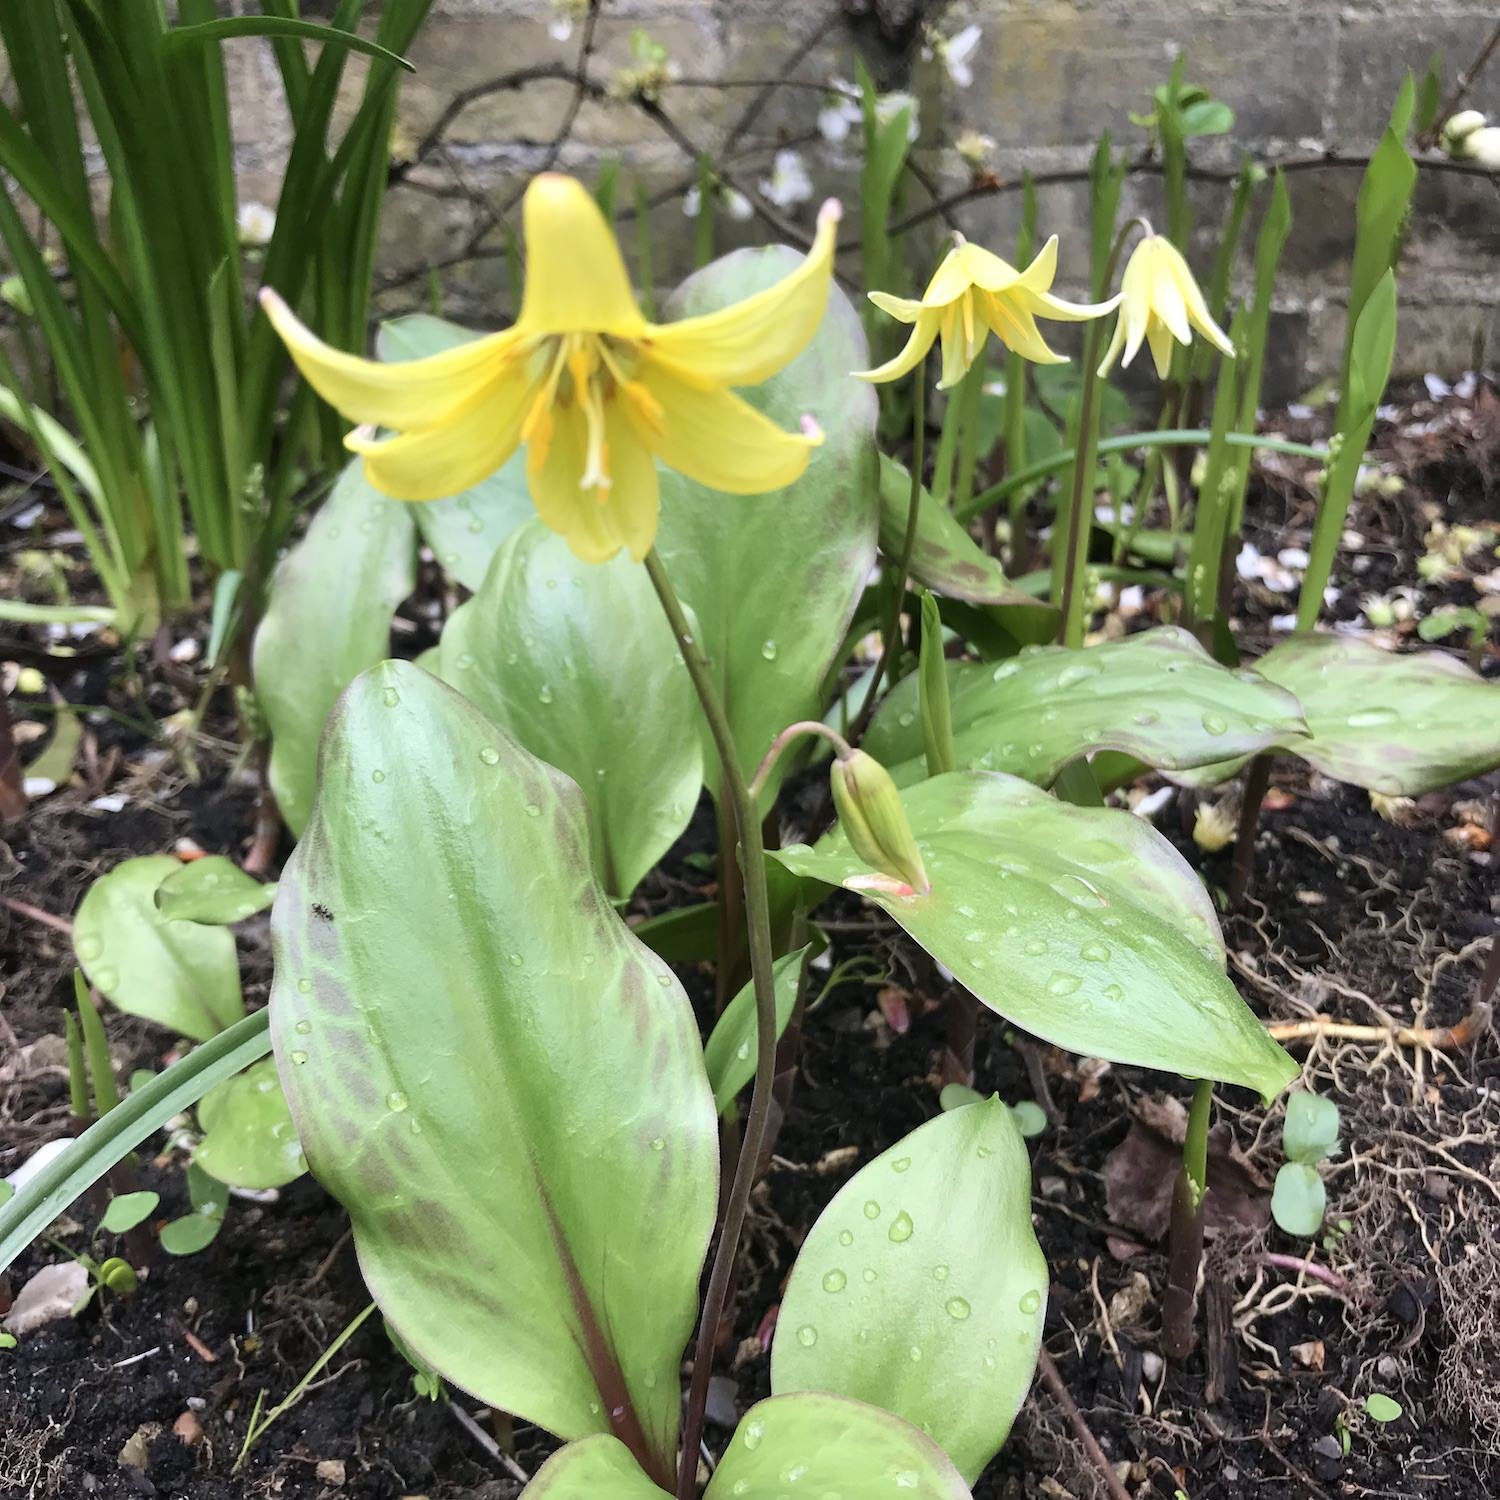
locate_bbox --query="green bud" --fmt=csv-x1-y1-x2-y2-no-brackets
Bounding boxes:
830,749,930,896
99,1257,139,1295
918,591,955,777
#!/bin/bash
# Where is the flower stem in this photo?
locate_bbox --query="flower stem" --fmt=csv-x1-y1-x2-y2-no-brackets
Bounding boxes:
852,362,926,736
643,549,782,1500
1163,1078,1213,1360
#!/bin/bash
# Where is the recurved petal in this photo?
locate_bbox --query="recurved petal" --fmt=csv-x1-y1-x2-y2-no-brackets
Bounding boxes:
853,308,943,382
981,291,1068,365
868,290,927,324
1168,247,1237,357
345,370,535,501
639,362,818,494
643,200,840,389
519,174,648,339
260,288,516,429
1021,286,1122,323
528,399,659,564
1096,313,1128,377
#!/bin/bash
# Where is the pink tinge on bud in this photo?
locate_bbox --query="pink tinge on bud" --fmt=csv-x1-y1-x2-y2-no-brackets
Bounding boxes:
800,414,825,444
846,872,922,900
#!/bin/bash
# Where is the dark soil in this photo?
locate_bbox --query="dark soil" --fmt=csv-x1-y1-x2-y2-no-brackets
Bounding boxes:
2,385,1498,1498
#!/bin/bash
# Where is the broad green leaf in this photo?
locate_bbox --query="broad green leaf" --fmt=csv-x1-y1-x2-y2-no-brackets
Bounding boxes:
706,1394,971,1500
1282,1092,1340,1166
252,461,416,836
656,252,879,808
1365,1393,1403,1424
772,1099,1045,1481
375,315,534,590
154,857,275,925
269,662,715,1484
0,1011,271,1273
863,627,1306,789
518,1435,672,1500
438,518,702,899
703,947,808,1114
878,455,1043,613
74,856,244,1042
99,1190,159,1234
194,1058,306,1189
1182,635,1500,794
631,902,717,963
1271,1162,1326,1236
774,772,1296,1099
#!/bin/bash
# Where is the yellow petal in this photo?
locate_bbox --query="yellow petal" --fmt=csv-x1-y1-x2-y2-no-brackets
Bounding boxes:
853,307,942,382
528,398,659,563
1014,236,1059,292
951,241,1025,296
923,243,985,305
644,200,840,389
1162,241,1236,358
981,291,1067,365
346,369,535,501
1096,313,1127,377
1146,242,1192,346
518,174,647,339
936,296,986,389
1146,316,1176,379
260,288,515,429
867,289,927,324
638,361,817,494
1021,285,1122,323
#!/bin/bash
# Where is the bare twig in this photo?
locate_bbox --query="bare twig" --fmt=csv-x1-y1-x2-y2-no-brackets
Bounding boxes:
1,894,72,936
1036,1348,1134,1500
1266,1003,1492,1050
1419,19,1500,149
448,1400,531,1484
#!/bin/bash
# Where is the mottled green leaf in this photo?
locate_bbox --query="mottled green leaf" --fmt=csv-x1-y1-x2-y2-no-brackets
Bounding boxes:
656,251,879,808
154,857,275,925
774,772,1296,1098
74,856,243,1042
703,947,808,1115
375,315,534,590
772,1099,1045,1481
438,518,702,898
517,1436,672,1500
878,454,1044,614
864,627,1306,789
706,1394,971,1500
252,461,416,836
269,662,715,1485
194,1058,306,1189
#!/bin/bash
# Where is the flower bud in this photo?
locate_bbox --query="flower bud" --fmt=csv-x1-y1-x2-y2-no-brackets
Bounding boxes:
1441,109,1488,156
1465,125,1500,171
831,750,931,897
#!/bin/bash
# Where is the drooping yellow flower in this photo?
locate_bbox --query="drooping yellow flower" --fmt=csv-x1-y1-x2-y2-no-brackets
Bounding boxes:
260,174,839,564
855,236,1118,389
1098,234,1235,379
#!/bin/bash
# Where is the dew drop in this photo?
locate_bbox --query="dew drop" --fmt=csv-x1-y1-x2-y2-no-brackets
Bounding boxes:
796,1324,818,1347
1023,938,1047,956
983,1354,997,1370
897,711,916,728
761,640,779,661
382,686,400,708
467,517,485,534
731,1484,749,1498
289,1049,308,1065
891,1156,911,1173
1047,970,1082,997
479,746,500,766
781,1463,808,1484
976,1144,994,1159
656,973,673,987
932,1264,949,1282
893,1472,919,1491
538,684,555,705
371,769,386,783
742,1420,765,1451
907,1346,923,1363
822,1269,847,1293
838,1229,854,1246
94,966,119,991
386,1090,409,1112
525,803,542,817
1347,705,1399,729
456,652,475,671
297,977,313,993
991,661,1020,681
1102,982,1124,1002
945,1296,972,1320
72,936,98,962
888,1210,914,1243
862,1267,878,1283
735,1040,751,1061
1200,711,1229,736
1133,708,1160,726
650,1137,665,1152
1019,1288,1042,1315
863,1200,881,1220
1080,940,1111,962
294,1019,312,1035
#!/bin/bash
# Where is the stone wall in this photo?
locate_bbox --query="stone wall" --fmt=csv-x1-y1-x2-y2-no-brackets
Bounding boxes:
226,1,1500,395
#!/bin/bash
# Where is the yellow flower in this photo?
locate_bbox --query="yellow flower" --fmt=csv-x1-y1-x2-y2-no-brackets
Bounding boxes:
260,174,839,564
855,236,1117,389
1098,234,1235,379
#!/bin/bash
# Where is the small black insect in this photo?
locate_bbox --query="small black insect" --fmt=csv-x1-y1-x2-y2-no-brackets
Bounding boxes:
311,902,334,921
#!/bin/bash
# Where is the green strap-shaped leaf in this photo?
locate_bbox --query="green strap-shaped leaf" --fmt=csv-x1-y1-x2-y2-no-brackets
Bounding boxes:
154,856,275,925
74,855,244,1042
703,946,809,1115
194,1058,306,1189
774,772,1296,1099
1176,634,1500,794
864,626,1306,788
707,1394,972,1500
252,461,416,836
269,662,716,1486
877,454,1046,615
656,251,879,807
772,1098,1046,1482
438,518,703,899
375,315,535,590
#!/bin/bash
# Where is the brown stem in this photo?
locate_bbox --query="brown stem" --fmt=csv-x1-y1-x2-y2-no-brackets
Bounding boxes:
1036,1348,1134,1500
0,690,28,824
1228,754,1272,906
1161,1164,1206,1361
1,895,72,936
942,987,979,1089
